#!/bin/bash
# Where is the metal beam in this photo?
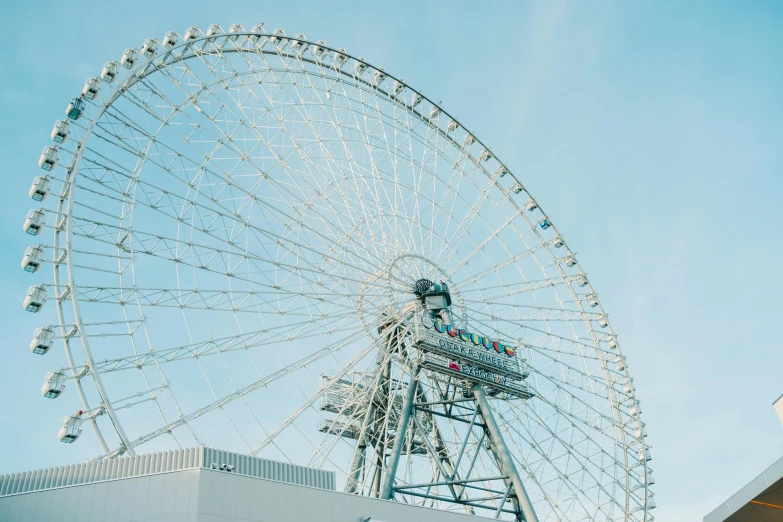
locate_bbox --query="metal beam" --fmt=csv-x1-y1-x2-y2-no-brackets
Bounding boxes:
380,363,419,500
395,489,518,515
473,383,538,522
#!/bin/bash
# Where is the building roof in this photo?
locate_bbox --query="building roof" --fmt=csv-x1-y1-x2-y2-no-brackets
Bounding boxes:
704,455,783,522
0,449,483,522
0,446,335,497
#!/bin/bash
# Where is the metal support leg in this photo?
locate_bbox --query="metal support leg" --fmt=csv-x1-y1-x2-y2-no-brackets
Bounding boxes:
380,363,419,500
472,383,538,522
418,380,473,513
345,368,384,493
347,336,396,494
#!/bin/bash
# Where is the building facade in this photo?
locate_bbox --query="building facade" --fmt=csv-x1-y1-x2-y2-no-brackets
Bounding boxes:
0,447,486,522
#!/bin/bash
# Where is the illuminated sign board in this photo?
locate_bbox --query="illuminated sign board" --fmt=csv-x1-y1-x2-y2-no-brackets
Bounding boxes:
412,313,529,381
418,354,535,400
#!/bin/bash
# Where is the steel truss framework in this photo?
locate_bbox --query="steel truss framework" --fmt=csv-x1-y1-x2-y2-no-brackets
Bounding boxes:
23,23,655,522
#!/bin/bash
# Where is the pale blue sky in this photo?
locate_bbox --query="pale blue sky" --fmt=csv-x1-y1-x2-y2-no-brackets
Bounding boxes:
1,2,781,521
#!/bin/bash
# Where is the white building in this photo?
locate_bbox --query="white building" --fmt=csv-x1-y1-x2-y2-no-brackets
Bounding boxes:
0,447,481,522
703,394,783,522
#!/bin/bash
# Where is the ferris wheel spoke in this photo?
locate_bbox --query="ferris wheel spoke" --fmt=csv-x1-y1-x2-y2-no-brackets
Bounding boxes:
431,163,485,264
318,61,420,256
499,406,633,517
451,243,549,289
149,58,405,274
463,303,604,324
508,321,607,357
102,321,373,457
112,78,396,278
457,276,582,301
92,95,463,277
66,284,370,316
249,333,390,456
525,368,623,429
59,314,363,376
438,168,518,272
69,212,392,298
74,159,394,287
446,212,536,281
351,75,417,256
152,60,398,270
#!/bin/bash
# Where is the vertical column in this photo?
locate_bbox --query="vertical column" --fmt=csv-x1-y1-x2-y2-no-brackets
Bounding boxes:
380,363,419,500
472,383,538,522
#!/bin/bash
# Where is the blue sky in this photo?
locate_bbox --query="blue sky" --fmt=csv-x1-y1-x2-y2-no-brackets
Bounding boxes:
1,2,781,521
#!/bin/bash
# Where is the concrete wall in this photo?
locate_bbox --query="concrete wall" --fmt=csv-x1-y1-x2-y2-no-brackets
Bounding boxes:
0,447,334,497
0,468,489,522
0,469,200,522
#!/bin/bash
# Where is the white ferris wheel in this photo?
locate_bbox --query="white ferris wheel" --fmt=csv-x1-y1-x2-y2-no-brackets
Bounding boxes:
21,22,655,522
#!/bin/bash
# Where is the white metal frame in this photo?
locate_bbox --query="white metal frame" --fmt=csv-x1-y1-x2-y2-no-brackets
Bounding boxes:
23,25,654,522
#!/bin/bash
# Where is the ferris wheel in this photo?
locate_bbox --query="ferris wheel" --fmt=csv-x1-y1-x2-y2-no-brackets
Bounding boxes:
21,22,655,521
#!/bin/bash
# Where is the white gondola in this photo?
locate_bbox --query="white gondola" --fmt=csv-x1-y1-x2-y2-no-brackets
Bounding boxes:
248,23,265,41
479,149,492,162
29,175,51,202
42,370,66,397
354,58,368,77
374,69,386,85
141,38,158,58
562,255,576,267
23,209,46,236
269,28,286,48
637,448,651,462
576,276,589,287
552,236,564,248
228,24,245,41
206,24,224,40
66,96,86,120
31,325,55,354
629,403,641,416
101,61,119,83
634,425,647,440
82,77,100,100
495,166,508,178
646,498,657,510
184,26,202,42
463,135,475,148
21,245,45,272
250,33,268,48
393,80,404,97
310,40,327,60
50,120,70,144
58,412,83,443
428,106,440,121
525,199,538,212
608,338,618,350
38,145,59,171
411,92,422,107
587,295,599,307
623,381,634,394
23,284,47,312
290,33,308,53
120,48,138,69
511,183,524,195
446,120,458,134
539,219,551,230
333,48,348,68
614,356,626,371
598,316,609,328
643,469,655,485
162,30,180,48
